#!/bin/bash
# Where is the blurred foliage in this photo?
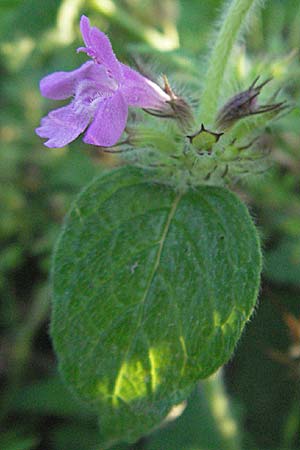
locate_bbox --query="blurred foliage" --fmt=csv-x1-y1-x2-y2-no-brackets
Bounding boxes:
0,0,299,449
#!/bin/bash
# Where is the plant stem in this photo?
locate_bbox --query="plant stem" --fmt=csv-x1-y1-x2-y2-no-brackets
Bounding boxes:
56,0,85,45
202,368,241,450
281,388,300,449
89,0,179,51
199,0,260,125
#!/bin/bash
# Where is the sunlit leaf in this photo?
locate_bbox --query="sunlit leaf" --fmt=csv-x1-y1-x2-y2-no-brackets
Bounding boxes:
51,166,261,447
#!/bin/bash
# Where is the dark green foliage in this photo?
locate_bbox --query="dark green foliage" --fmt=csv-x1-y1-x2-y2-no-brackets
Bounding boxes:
51,166,261,446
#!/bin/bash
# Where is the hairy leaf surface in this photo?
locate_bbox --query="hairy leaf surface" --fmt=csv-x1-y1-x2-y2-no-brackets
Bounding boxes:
51,167,261,447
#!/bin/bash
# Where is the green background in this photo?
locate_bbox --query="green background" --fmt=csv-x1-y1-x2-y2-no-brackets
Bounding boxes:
1,0,300,449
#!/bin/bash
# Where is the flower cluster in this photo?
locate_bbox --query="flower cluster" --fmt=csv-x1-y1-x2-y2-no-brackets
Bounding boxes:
36,16,288,189
36,16,172,148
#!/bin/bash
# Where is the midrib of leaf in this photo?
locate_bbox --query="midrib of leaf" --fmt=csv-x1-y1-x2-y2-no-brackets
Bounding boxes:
112,192,182,405
140,192,182,308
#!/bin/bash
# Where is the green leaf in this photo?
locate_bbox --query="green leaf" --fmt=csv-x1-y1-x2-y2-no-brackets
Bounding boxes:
51,166,261,448
11,375,94,418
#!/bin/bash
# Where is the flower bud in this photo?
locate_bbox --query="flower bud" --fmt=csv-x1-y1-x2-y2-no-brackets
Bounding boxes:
216,77,286,130
144,75,194,129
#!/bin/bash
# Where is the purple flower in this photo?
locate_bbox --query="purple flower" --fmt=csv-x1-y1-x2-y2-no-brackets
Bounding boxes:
36,15,171,148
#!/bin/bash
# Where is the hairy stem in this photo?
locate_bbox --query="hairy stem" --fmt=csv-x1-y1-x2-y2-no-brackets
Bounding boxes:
199,0,262,125
202,368,241,450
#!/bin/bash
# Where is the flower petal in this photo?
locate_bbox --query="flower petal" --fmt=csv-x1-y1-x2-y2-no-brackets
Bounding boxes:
84,91,128,147
121,64,170,109
78,15,122,82
40,61,98,100
79,14,93,48
35,103,91,148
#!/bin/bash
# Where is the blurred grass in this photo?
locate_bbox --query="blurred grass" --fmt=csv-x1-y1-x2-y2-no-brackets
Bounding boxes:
0,0,300,449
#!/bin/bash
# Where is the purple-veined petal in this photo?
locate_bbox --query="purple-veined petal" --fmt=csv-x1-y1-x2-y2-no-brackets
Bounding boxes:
40,61,95,100
120,64,170,109
84,90,128,147
40,62,114,101
35,102,91,148
74,79,114,108
78,15,122,82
